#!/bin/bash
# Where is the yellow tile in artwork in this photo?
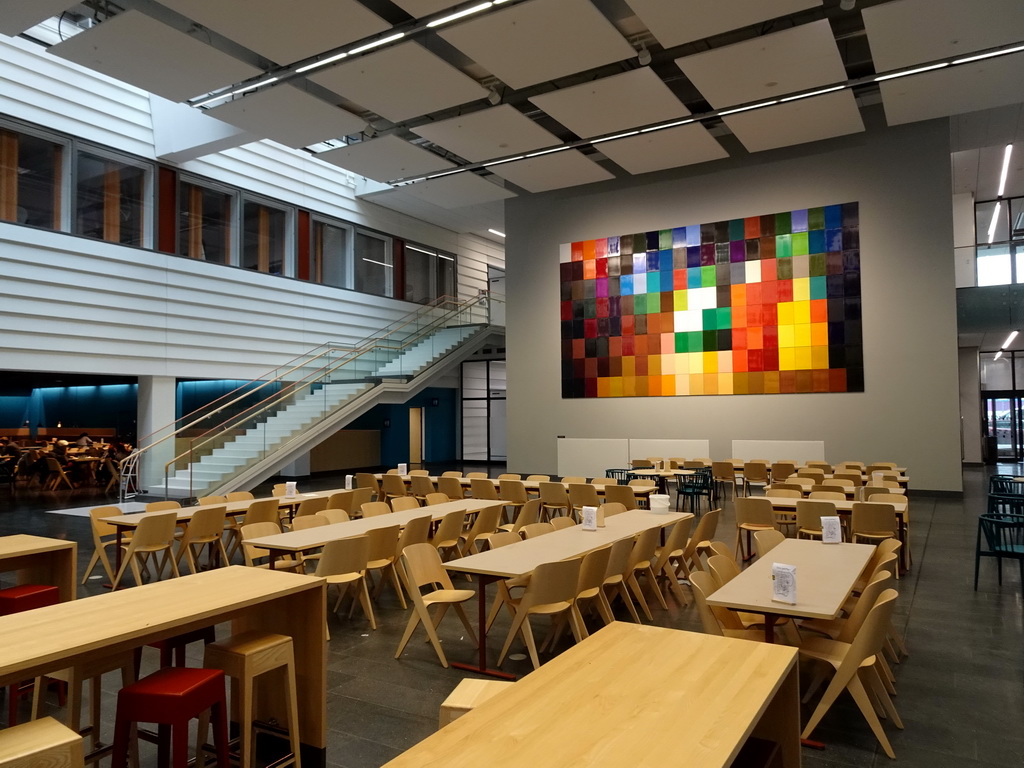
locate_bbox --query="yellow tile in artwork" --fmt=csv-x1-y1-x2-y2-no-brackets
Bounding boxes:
794,346,812,370
777,301,794,326
648,355,661,376
717,350,733,373
674,290,687,311
779,347,797,371
794,324,812,347
703,373,718,394
703,351,718,373
778,324,795,348
609,377,623,397
672,353,686,374
675,374,690,395
811,346,830,369
717,372,734,395
793,299,811,324
597,378,611,397
623,377,636,397
622,357,636,377
688,351,703,374
792,277,810,302
689,373,705,395
810,322,828,346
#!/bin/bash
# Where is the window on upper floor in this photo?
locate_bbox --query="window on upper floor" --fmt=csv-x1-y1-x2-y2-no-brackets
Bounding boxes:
403,242,457,305
75,149,151,247
308,218,352,288
0,125,67,231
354,229,393,298
242,197,290,275
178,178,235,265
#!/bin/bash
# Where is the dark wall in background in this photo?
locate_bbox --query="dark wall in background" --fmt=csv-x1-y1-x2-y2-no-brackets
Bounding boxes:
348,387,457,466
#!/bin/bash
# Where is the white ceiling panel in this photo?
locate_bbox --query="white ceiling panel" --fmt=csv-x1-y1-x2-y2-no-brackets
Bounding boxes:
598,123,728,175
411,105,561,162
879,53,1024,127
318,135,454,183
399,173,517,209
863,0,1024,71
208,85,366,148
389,0,456,18
0,0,77,36
438,0,636,90
529,68,689,139
489,150,614,193
675,19,847,108
723,89,864,153
308,42,488,123
158,0,390,65
622,0,821,49
49,11,261,102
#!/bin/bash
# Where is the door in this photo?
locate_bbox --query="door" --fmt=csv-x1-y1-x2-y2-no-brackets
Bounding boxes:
409,407,423,466
983,396,1024,461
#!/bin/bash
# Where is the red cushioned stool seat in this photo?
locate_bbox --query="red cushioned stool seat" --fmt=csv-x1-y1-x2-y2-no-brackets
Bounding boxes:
0,584,60,615
112,667,230,768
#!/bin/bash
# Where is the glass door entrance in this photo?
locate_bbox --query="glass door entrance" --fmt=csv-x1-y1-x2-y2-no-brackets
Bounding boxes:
984,395,1024,461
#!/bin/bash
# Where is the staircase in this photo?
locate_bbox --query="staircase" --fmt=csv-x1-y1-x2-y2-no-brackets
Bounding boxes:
123,295,501,501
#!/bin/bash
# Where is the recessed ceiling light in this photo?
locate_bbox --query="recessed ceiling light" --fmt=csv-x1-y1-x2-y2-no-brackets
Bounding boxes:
488,229,506,238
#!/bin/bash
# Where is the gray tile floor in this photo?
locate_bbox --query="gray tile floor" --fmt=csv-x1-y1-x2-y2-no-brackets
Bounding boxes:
0,464,1021,767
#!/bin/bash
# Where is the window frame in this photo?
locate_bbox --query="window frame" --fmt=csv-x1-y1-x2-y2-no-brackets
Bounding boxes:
72,143,155,249
0,116,72,233
176,173,239,266
309,214,355,289
240,192,294,277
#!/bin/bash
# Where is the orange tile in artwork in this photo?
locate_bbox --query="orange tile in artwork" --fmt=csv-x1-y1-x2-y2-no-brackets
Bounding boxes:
622,357,636,378
811,346,830,369
732,304,747,328
648,376,662,396
810,322,828,347
583,240,596,260
733,372,749,394
571,242,584,261
647,355,661,376
661,375,676,396
703,373,718,395
763,371,781,394
731,283,747,306
810,299,828,323
718,372,733,395
689,373,705,395
744,216,761,239
623,376,636,397
635,377,649,397
733,349,748,372
597,378,611,397
583,259,596,280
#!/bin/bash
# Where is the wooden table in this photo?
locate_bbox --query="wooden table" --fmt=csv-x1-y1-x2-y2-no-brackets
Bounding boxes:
707,538,873,642
0,567,329,766
628,468,694,493
445,509,687,678
383,622,800,768
244,499,507,569
0,534,77,602
374,475,655,497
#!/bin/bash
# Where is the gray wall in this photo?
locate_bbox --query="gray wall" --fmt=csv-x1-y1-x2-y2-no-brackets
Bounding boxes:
504,120,962,491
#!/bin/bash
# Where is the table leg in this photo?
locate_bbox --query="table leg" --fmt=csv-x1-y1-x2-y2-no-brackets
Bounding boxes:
763,613,778,644
109,527,124,589
450,574,516,681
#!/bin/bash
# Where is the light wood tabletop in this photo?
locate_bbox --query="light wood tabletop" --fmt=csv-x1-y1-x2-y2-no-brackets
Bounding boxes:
707,538,873,640
98,490,344,529
765,496,907,513
383,622,800,768
373,475,654,495
0,534,77,602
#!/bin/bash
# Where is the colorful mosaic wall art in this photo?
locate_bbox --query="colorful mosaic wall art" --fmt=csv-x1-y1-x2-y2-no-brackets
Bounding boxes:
560,203,862,398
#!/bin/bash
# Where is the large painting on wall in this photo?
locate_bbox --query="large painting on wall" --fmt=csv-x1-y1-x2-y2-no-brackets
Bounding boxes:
560,203,862,398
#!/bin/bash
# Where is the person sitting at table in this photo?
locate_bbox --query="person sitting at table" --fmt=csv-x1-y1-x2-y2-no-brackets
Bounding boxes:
0,437,20,458
75,432,94,447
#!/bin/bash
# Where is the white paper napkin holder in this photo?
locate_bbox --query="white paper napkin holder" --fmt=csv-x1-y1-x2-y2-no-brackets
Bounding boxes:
397,463,408,475
581,506,598,531
821,516,842,544
345,474,353,490
285,481,297,497
771,563,797,604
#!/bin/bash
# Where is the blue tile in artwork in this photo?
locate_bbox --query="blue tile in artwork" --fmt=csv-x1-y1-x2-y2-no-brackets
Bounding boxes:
633,253,647,274
687,246,701,268
647,271,660,293
688,267,703,289
634,272,647,295
620,274,634,295
673,227,687,248
791,209,808,232
825,228,843,252
808,229,825,254
810,275,827,300
606,236,620,256
686,225,701,247
647,251,660,271
824,205,842,229
660,250,673,273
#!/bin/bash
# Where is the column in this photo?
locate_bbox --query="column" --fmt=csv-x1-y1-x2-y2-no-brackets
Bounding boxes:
138,376,176,491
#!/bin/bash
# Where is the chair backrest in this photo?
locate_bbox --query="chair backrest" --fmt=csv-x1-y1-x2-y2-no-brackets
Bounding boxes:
561,476,587,484
520,557,582,610
590,477,617,486
432,510,466,545
326,490,356,512
465,472,488,479
291,514,329,531
226,491,255,502
89,505,122,538
355,473,380,498
735,497,775,527
320,508,350,525
510,499,541,532
499,479,529,504
487,531,523,549
497,473,521,481
470,478,500,501
382,474,408,497
239,521,282,566
867,492,905,506
838,570,895,643
366,524,401,561
441,471,463,478
568,483,600,508
770,462,796,481
753,529,785,557
198,495,226,506
391,496,421,512
244,498,283,526
821,479,854,490
409,469,430,476
526,474,550,481
833,471,864,486
400,542,456,591
599,502,627,518
796,468,825,482
410,475,435,497
629,527,660,569
809,490,846,500
184,506,226,541
851,502,898,536
765,486,801,498
707,553,741,588
294,496,329,518
521,522,555,539
438,476,465,500
424,493,449,506
603,485,638,509
742,462,769,483
837,461,865,470
464,505,502,548
145,500,180,512
631,459,654,468
550,516,576,530
689,571,726,635
866,462,898,473
653,515,695,571
539,481,569,506
315,536,369,577
629,479,658,490
978,513,1024,553
689,507,721,547
130,511,180,551
796,499,837,530
837,590,899,680
603,538,634,584
397,514,433,553
683,459,709,469
362,502,393,517
272,483,288,497
350,487,373,509
805,461,833,472
577,546,612,594
711,461,735,482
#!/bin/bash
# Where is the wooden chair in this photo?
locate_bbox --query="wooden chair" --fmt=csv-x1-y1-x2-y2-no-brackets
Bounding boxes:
499,498,540,534
469,477,500,502
430,510,466,561
525,474,550,482
567,483,600,520
601,538,642,623
110,512,180,588
365,524,404,609
733,497,776,561
712,461,740,501
381,473,408,501
290,514,329,531
809,490,846,501
572,546,615,631
81,506,122,584
630,459,654,469
797,467,826,484
799,590,903,758
740,462,770,496
198,495,226,506
272,483,289,496
599,502,627,518
424,492,449,506
396,514,433,560
441,471,463,478
226,491,254,502
850,502,898,545
805,460,833,472
227,498,281,559
144,500,180,513
753,529,785,557
679,507,721,575
391,496,421,512
832,470,864,487
409,474,435,502
395,543,477,668
521,522,555,539
326,490,356,512
602,484,638,510
409,469,430,476
770,461,797,482
550,516,576,530
459,504,503,556
560,476,585,485
689,571,764,640
796,499,837,540
465,472,488,479
651,514,694,606
361,502,393,517
497,473,521,481
239,522,304,573
320,508,349,525
590,476,618,487
177,506,229,574
497,557,585,670
820,479,854,494
538,482,571,521
350,487,374,510
624,528,667,620
316,536,375,629
866,462,898,474
437,476,464,500
499,479,528,525
291,496,329,523
355,473,381,502
103,458,121,493
43,456,73,490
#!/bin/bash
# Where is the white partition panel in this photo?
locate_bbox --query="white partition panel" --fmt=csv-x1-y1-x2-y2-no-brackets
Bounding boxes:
629,439,710,461
556,438,630,479
731,440,825,464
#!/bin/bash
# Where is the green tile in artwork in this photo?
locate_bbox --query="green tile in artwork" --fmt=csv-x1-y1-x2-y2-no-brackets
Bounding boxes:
584,297,597,318
702,329,718,351
777,258,793,280
686,332,703,352
775,211,792,234
701,265,716,287
633,233,646,253
808,207,825,230
674,290,687,311
792,231,809,256
810,275,827,300
702,308,718,330
647,272,661,294
659,230,673,250
675,332,688,353
728,219,745,241
716,307,731,328
646,292,661,314
809,253,826,276
776,234,792,258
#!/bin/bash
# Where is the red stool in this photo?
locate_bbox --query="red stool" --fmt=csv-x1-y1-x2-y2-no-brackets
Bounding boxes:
0,584,60,727
112,667,230,768
134,626,217,679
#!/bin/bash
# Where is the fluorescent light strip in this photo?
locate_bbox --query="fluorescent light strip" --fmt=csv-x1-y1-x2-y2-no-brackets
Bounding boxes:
295,51,348,73
780,85,846,103
640,118,694,133
874,62,949,82
998,144,1013,197
438,254,455,261
525,146,570,157
193,77,279,107
482,155,525,167
953,43,1024,65
1002,330,1019,349
995,350,1004,361
362,258,393,268
719,100,778,116
488,229,506,237
988,201,1002,244
349,32,404,55
427,2,492,28
406,244,437,256
590,130,640,144
424,168,464,180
